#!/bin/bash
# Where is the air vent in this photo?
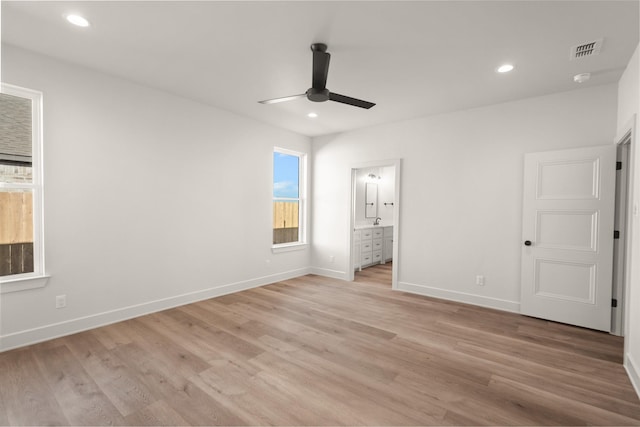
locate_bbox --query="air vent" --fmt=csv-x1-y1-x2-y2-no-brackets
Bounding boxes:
570,39,603,60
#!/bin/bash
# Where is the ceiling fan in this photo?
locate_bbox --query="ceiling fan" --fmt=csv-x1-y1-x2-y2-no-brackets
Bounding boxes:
259,43,376,109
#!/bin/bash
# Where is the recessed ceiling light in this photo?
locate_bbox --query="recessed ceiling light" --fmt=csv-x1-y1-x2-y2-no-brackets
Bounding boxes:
497,64,514,73
307,112,318,118
66,14,90,27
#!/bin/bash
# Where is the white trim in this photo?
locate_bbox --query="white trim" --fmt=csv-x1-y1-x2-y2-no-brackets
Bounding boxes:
0,267,310,352
616,115,637,144
397,281,521,313
271,243,308,253
0,274,49,294
348,158,401,290
273,147,307,246
620,115,637,359
309,266,349,280
273,146,304,158
612,125,635,336
0,83,45,280
0,182,37,190
625,352,640,399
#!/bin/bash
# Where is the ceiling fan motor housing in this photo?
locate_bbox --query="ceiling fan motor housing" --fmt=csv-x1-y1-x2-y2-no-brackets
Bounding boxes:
310,43,328,52
306,88,330,102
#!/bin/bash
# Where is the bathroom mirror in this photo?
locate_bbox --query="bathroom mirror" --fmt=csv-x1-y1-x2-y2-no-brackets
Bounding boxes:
365,183,377,218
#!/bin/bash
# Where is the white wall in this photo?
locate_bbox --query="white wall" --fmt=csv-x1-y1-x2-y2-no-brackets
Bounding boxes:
378,166,395,225
617,43,640,396
0,45,311,350
312,84,618,311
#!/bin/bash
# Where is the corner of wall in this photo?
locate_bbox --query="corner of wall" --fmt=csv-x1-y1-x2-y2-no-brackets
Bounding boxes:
309,267,349,281
625,352,640,399
618,42,640,400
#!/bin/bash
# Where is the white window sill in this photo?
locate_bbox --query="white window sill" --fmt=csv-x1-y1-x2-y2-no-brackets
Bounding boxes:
272,243,308,253
0,275,50,294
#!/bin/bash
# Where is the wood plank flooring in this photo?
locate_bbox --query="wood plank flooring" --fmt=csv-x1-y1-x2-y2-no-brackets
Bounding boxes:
1,263,639,425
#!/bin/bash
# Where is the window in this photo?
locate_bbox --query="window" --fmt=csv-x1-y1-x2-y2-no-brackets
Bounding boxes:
0,83,45,286
273,148,306,247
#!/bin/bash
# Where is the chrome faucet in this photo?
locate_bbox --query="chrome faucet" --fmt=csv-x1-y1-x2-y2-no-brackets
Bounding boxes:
374,217,381,226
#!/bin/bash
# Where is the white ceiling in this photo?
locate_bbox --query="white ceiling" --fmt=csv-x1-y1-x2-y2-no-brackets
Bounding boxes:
2,1,639,137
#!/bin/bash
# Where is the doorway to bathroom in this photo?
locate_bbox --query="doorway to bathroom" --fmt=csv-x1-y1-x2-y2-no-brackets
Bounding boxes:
348,159,401,289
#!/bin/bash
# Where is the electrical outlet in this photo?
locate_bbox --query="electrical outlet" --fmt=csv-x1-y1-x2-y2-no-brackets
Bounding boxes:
476,275,485,286
55,295,66,309
329,255,335,263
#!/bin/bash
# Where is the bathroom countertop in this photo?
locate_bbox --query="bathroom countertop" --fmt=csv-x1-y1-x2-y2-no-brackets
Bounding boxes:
354,223,394,230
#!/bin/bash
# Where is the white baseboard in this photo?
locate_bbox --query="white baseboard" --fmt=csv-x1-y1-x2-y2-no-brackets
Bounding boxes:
0,267,311,352
625,352,640,399
397,281,520,313
309,266,349,280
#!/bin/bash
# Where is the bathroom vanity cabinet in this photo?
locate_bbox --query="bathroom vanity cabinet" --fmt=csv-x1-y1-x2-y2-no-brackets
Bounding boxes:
353,226,393,271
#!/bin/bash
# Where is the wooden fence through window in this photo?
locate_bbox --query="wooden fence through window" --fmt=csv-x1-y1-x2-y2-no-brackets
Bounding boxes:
0,192,34,276
273,201,299,244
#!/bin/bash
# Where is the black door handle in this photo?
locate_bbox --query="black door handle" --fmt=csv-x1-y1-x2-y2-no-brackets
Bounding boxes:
524,240,532,246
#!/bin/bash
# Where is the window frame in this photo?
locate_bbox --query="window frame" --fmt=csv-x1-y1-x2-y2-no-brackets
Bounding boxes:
0,83,48,292
272,147,307,252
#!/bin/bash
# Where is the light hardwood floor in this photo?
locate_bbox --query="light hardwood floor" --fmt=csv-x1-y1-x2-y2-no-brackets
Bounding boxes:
1,263,639,425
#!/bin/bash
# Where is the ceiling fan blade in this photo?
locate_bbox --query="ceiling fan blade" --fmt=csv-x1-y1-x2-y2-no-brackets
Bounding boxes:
329,92,376,109
312,50,330,89
258,94,306,105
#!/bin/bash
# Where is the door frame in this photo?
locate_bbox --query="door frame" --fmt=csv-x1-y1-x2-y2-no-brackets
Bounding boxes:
616,115,637,338
348,159,401,289
612,130,633,335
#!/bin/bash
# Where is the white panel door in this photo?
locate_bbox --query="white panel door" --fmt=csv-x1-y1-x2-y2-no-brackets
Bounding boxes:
520,145,616,331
